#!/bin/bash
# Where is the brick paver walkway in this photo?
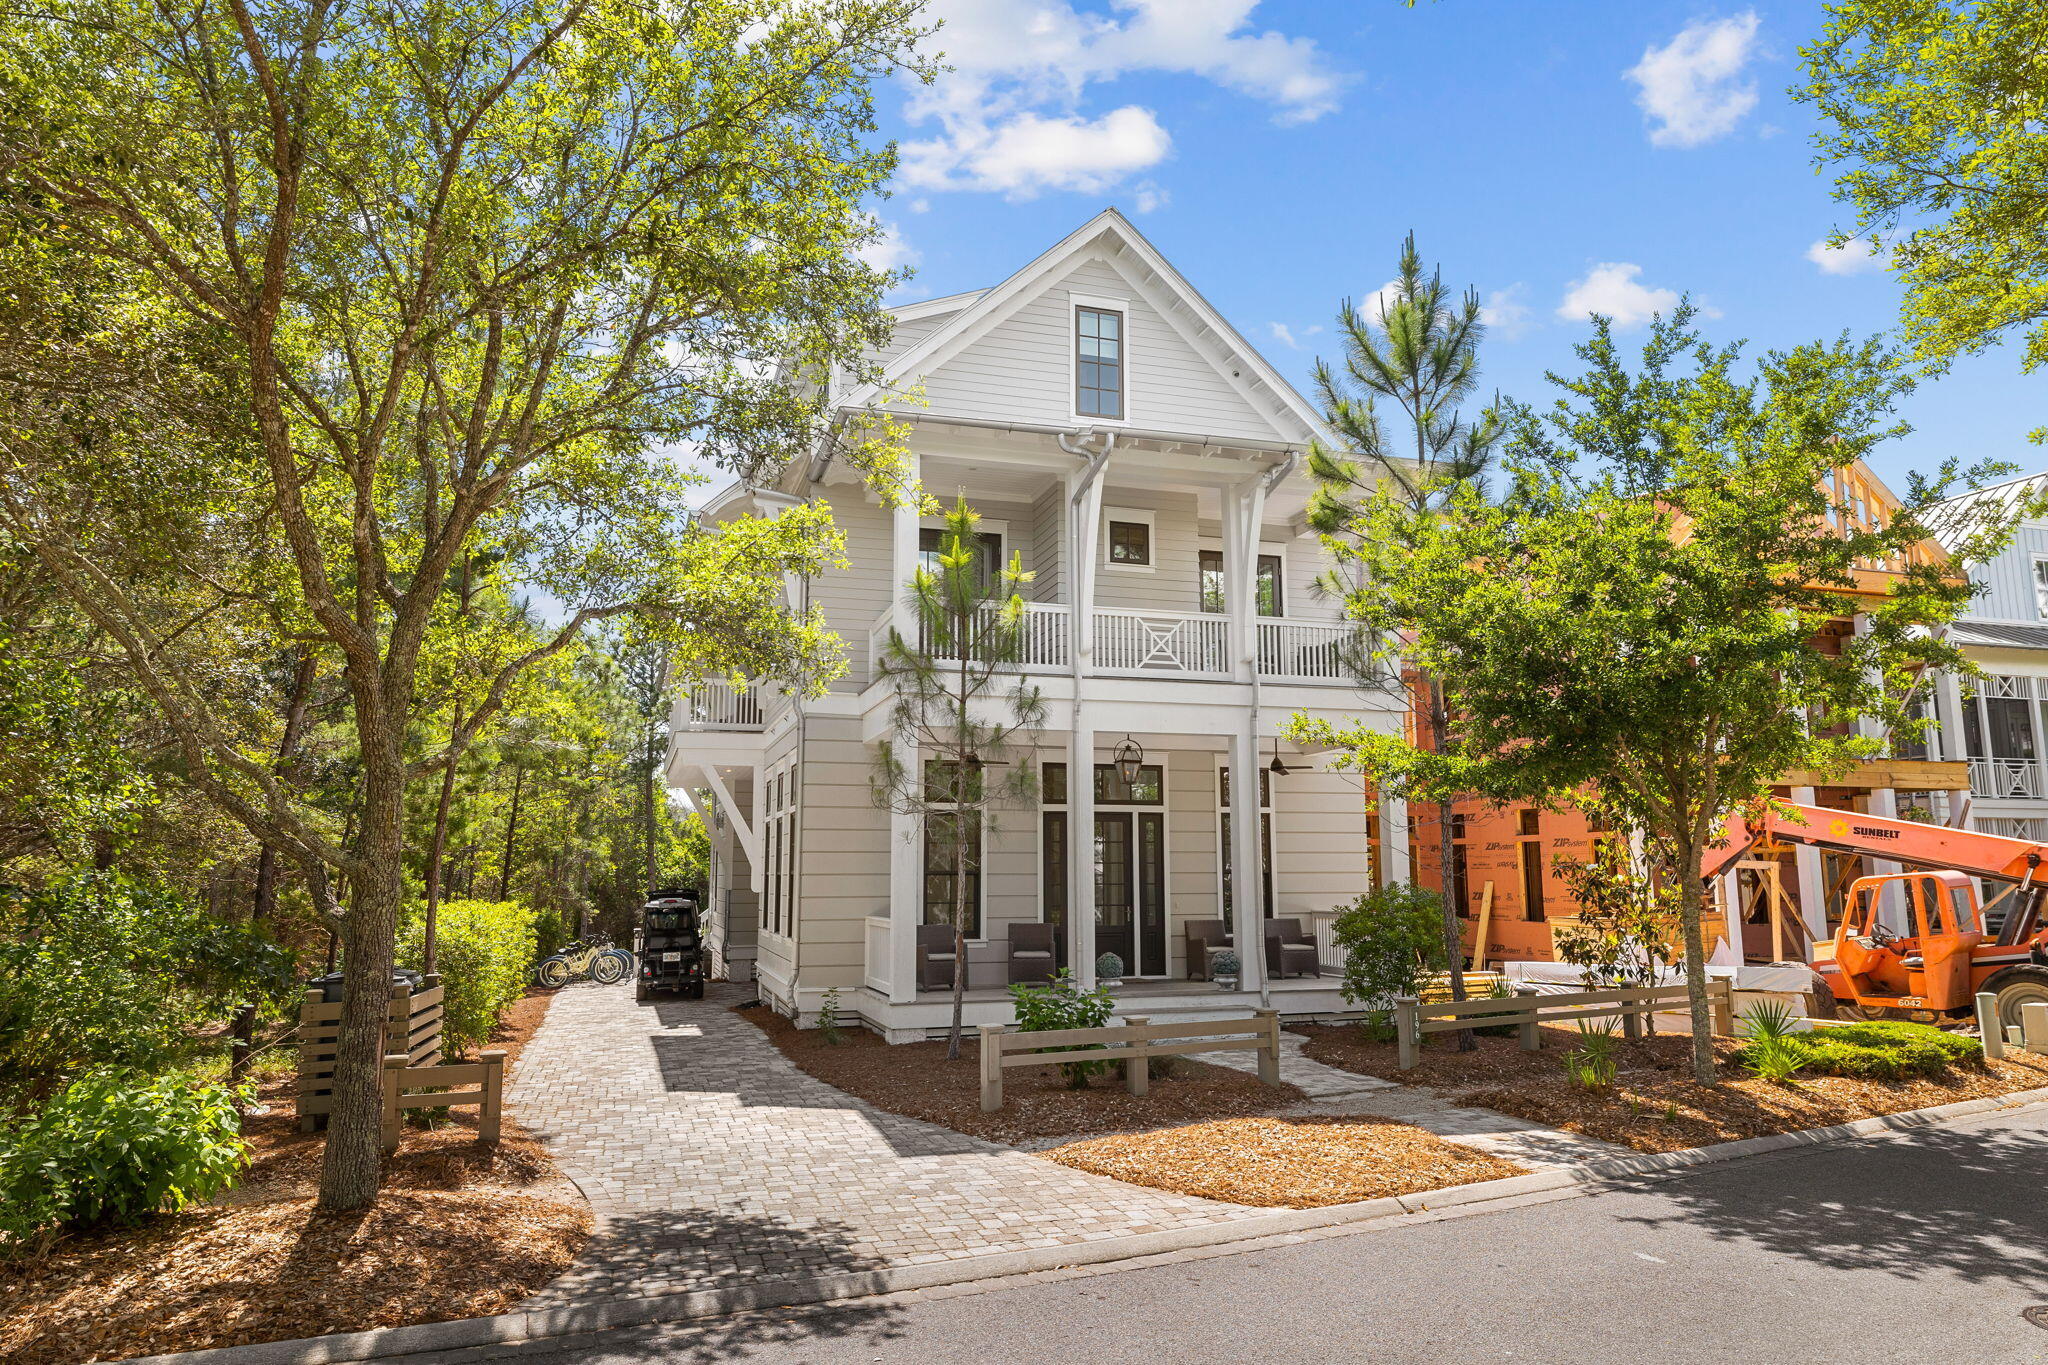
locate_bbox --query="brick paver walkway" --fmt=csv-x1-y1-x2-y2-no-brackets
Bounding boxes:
511,982,1617,1307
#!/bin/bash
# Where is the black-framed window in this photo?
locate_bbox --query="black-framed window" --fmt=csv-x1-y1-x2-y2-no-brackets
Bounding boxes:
1040,760,1161,805
1219,764,1274,918
1076,306,1124,419
923,810,982,937
922,757,984,804
920,526,1003,583
1198,549,1283,616
1108,519,1150,566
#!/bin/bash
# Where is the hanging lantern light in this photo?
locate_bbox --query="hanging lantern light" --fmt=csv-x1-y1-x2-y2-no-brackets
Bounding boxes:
1114,734,1144,788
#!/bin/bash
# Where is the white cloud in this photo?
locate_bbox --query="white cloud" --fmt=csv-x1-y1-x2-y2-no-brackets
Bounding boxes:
1360,278,1403,324
1131,180,1170,214
1268,322,1299,349
1556,262,1711,328
906,106,1171,198
1806,235,1885,276
901,0,1346,199
1626,11,1762,148
1480,283,1532,341
857,221,920,274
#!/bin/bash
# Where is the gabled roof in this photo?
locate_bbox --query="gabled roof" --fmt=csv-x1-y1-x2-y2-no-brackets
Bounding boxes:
1923,471,2048,553
840,207,1336,450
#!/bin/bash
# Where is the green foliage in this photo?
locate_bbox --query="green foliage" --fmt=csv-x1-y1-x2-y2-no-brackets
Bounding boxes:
1737,1000,1804,1045
0,874,284,1109
1551,836,1682,990
1799,1021,1979,1079
1095,952,1125,981
1331,884,1451,1019
397,901,537,1057
1472,977,1519,1038
1211,949,1241,978
1293,305,2029,1084
1799,1,2048,404
1741,1033,1811,1085
819,987,845,1046
1563,1021,1621,1091
0,1069,246,1259
1008,970,1114,1088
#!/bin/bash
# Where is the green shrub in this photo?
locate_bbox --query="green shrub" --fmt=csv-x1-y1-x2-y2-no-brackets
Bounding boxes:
1563,1020,1620,1090
0,874,287,1110
1742,1033,1811,1084
1009,969,1114,1088
398,900,537,1056
1798,1021,1980,1080
1474,977,1518,1037
0,1070,246,1260
1331,884,1449,1030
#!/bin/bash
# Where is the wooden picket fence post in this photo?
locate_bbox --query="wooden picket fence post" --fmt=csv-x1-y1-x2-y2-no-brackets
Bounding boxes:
1122,1016,1150,1097
378,1047,509,1155
1393,979,1742,1071
296,974,444,1132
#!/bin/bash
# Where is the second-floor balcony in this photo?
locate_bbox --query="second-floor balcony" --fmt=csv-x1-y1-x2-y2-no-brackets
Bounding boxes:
679,680,766,732
1969,757,2048,801
867,603,1362,685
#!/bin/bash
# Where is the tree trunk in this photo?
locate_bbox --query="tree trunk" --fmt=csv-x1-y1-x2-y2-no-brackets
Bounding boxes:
497,765,525,899
947,814,967,1062
317,760,406,1211
1676,838,1718,1084
1428,680,1474,1050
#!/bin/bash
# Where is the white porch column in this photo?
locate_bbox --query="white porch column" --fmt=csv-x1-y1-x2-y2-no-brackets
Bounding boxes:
889,468,923,653
1788,785,1829,944
1065,461,1105,991
1933,668,1969,765
1229,725,1268,991
1069,724,1097,989
1379,791,1411,889
888,738,920,1005
1221,475,1267,684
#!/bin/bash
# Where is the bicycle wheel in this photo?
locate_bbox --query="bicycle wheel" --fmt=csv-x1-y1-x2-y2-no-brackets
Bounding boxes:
536,956,570,988
592,950,629,985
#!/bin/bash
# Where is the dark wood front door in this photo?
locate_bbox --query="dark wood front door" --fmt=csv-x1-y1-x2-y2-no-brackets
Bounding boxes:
1093,812,1165,976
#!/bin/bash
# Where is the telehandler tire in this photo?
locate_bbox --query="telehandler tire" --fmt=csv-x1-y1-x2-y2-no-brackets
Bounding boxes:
1984,965,2048,1036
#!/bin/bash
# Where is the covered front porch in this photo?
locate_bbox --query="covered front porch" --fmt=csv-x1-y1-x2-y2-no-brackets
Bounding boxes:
846,974,1357,1043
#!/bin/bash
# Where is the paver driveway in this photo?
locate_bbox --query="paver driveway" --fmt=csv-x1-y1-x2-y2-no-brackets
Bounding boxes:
510,982,1616,1307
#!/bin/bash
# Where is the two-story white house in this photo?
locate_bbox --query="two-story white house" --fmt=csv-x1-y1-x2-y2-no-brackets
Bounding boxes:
666,209,1409,1037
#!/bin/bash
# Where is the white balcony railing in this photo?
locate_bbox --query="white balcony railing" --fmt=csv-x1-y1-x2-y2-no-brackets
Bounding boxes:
1093,608,1232,678
1970,757,2047,800
863,603,1362,687
1257,620,1359,682
682,681,765,731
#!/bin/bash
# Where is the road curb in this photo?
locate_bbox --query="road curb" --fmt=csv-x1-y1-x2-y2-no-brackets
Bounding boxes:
121,1084,2048,1365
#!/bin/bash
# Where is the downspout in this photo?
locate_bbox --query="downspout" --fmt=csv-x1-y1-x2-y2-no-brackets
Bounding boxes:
1059,428,1116,730
1247,452,1299,1011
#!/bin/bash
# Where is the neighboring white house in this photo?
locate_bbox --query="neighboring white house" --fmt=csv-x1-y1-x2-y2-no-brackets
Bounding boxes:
665,209,1408,1038
1927,473,2048,844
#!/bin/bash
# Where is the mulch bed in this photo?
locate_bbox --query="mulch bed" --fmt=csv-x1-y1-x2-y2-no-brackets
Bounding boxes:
0,1192,589,1365
741,1005,1307,1146
1296,1022,2048,1155
0,986,590,1364
1044,1116,1527,1208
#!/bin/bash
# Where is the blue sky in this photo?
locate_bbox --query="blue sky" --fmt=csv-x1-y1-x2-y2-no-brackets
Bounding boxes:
856,0,2038,496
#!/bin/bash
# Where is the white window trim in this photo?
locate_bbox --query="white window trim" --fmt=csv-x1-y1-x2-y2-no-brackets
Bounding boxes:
918,516,1009,573
1196,536,1290,616
1069,290,1133,427
2030,554,2048,620
1102,506,1156,574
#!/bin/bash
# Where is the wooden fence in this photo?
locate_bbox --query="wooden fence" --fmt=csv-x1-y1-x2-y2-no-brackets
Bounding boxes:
296,976,445,1131
1393,980,1735,1071
978,1011,1281,1112
380,1050,506,1154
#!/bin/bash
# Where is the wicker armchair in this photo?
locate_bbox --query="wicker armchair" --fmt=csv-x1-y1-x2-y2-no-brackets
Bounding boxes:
1005,923,1057,984
1264,918,1321,979
916,923,960,991
1185,918,1235,980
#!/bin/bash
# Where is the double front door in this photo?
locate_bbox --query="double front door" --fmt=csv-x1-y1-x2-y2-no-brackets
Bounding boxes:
1043,810,1166,977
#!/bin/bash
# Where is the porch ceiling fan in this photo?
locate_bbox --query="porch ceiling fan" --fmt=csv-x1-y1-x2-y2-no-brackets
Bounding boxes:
1267,737,1293,777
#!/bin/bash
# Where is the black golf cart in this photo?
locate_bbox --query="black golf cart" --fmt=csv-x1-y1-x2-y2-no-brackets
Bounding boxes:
635,886,705,1002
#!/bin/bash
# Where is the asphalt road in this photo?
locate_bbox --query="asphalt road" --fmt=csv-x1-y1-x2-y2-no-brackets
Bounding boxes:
424,1105,2048,1365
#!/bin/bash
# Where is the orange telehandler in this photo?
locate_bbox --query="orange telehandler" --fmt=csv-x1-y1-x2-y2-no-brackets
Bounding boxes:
1706,802,2048,1030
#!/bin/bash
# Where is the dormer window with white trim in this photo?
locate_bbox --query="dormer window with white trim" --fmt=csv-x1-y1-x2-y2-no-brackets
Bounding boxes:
1076,305,1124,419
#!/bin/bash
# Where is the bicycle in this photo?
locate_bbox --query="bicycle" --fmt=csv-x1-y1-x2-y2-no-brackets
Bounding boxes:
535,936,634,988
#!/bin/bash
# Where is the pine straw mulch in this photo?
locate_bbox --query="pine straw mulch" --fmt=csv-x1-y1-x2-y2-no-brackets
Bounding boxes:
1043,1116,1527,1208
741,1005,1307,1146
1295,1022,2048,1155
0,987,591,1365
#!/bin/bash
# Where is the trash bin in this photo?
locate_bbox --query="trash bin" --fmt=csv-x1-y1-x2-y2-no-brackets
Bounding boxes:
309,967,422,1004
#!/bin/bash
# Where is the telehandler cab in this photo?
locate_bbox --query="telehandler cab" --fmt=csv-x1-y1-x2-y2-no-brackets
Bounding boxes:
1708,803,2048,1029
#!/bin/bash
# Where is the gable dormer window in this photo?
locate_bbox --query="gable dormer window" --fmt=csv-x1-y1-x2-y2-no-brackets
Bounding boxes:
1076,305,1124,419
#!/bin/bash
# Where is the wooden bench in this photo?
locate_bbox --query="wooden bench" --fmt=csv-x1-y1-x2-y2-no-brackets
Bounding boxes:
1392,979,1735,1071
978,1012,1282,1112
